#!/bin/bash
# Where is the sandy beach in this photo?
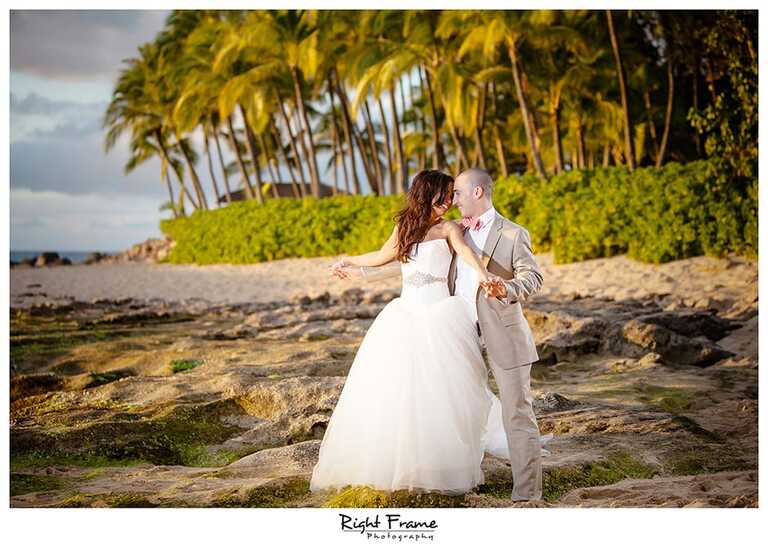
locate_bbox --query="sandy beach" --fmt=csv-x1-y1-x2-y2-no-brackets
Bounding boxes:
10,249,758,508
11,252,758,318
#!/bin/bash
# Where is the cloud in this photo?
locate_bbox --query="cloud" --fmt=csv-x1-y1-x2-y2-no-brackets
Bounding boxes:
10,188,167,251
10,127,170,198
10,90,167,200
27,118,103,140
10,10,169,81
11,91,106,116
10,91,108,143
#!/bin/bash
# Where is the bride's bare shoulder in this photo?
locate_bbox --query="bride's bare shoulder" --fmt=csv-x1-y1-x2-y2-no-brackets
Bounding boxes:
440,220,463,237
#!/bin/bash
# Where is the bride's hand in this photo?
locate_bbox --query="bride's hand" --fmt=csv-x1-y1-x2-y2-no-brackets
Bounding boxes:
478,272,493,298
481,276,508,299
330,258,352,280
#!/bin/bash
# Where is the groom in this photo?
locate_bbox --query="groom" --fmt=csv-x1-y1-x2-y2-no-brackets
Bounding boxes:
449,168,544,501
333,168,545,501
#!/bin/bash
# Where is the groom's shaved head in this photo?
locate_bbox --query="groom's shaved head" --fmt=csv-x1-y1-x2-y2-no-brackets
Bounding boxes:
452,168,494,218
457,168,493,198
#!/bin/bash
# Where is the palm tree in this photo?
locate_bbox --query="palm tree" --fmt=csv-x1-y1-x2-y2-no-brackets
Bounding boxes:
104,41,200,215
455,10,547,177
606,10,636,171
349,10,458,171
344,10,416,192
252,10,324,197
156,11,212,209
212,10,323,198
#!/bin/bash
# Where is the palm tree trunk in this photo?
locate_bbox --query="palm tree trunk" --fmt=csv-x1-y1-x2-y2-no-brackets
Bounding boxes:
327,74,351,193
225,115,256,201
576,120,587,169
446,116,469,174
290,65,321,198
330,124,339,195
416,68,428,175
160,157,179,218
606,9,636,171
363,100,383,195
389,84,407,193
472,83,488,168
692,55,702,156
656,58,674,168
507,41,546,177
239,105,265,204
612,146,624,165
202,126,222,207
245,122,266,203
294,99,321,191
399,74,408,130
643,91,660,163
332,69,360,195
176,181,189,216
490,84,508,178
406,70,416,131
377,97,393,195
551,102,564,174
175,132,209,210
417,66,427,134
416,66,428,173
336,75,376,192
439,89,469,172
493,126,509,177
602,143,612,167
258,132,280,199
337,134,350,194
212,126,233,204
155,129,198,210
353,120,378,192
333,122,351,194
336,93,360,194
704,57,717,103
290,101,315,194
529,108,544,165
277,98,308,197
270,117,301,198
423,66,446,170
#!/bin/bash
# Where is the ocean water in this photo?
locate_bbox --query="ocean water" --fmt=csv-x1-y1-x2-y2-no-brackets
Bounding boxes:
10,250,117,265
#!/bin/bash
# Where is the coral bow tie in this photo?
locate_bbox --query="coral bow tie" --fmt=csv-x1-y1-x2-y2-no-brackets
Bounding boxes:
460,217,483,231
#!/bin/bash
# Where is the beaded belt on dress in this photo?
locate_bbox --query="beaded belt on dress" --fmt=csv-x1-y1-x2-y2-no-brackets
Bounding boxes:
403,270,447,287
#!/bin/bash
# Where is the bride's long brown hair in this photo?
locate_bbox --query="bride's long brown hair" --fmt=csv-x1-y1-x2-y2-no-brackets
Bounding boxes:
394,170,454,263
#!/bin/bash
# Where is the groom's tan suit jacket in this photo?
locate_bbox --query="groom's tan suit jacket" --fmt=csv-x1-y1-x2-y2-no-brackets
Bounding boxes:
447,211,542,370
362,212,543,370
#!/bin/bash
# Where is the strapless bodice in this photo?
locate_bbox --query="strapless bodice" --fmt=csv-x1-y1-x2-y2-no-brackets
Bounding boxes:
400,238,452,304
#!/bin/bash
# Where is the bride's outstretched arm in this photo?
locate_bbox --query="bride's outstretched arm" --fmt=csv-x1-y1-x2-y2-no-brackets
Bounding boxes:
445,222,491,285
338,225,399,267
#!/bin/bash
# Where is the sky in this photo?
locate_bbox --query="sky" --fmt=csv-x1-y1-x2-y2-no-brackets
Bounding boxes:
7,9,414,252
10,10,174,251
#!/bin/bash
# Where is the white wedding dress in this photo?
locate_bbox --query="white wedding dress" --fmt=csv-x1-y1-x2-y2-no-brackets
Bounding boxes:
309,238,551,496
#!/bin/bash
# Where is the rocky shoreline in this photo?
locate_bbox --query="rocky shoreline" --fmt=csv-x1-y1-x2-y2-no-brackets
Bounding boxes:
10,236,174,268
9,252,758,507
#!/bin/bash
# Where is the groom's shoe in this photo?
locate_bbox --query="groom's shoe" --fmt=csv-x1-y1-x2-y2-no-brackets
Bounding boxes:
511,494,542,502
509,498,548,508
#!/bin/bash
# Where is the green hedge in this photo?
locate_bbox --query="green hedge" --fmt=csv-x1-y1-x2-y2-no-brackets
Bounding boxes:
160,160,756,265
160,194,407,264
506,159,757,263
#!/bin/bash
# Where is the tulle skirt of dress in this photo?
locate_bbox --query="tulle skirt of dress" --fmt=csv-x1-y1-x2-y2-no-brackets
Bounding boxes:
309,294,495,496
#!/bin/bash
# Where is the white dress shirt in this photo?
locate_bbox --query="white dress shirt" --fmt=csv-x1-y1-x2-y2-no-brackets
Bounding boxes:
455,206,497,323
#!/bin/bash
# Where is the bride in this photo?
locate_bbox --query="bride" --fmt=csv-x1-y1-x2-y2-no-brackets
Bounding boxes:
310,170,531,496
